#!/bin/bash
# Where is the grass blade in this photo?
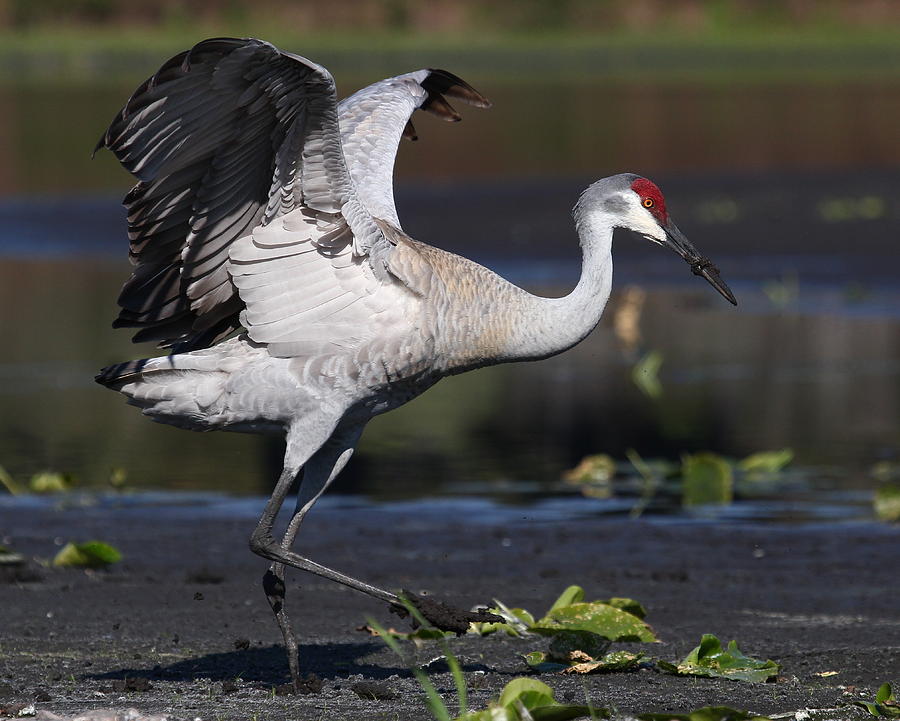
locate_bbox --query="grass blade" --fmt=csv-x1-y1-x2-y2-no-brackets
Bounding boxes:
367,615,451,721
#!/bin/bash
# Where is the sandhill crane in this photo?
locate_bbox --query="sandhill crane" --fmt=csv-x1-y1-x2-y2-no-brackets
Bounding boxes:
95,37,736,689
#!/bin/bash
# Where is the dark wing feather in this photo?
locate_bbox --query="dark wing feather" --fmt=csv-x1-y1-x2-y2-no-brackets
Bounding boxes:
97,37,337,351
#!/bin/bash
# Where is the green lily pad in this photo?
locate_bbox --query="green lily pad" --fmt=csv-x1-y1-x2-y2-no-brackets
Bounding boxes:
53,541,122,568
637,706,772,721
30,471,72,494
659,634,779,683
737,449,793,475
874,484,900,522
533,601,657,642
681,453,733,506
854,682,900,717
563,455,616,491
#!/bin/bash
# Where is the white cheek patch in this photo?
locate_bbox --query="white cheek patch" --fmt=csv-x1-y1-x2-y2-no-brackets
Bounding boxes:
624,202,666,243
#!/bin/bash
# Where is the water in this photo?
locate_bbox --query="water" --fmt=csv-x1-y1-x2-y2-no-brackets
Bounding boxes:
1,71,898,523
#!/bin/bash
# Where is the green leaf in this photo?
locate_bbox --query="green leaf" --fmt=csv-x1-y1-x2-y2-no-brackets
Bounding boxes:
547,630,611,662
547,585,585,613
663,634,779,683
874,484,900,522
632,350,664,399
52,541,122,568
366,616,451,721
523,651,568,673
737,449,793,475
108,467,129,489
637,706,772,721
605,597,647,619
681,453,733,507
470,602,534,636
30,471,72,494
498,678,555,709
562,455,616,487
854,682,900,717
533,601,657,642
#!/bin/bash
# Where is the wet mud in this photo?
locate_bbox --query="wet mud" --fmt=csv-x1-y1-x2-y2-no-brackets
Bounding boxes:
0,501,897,719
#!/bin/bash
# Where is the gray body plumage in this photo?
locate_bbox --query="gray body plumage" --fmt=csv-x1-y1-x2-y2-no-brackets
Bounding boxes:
95,38,682,686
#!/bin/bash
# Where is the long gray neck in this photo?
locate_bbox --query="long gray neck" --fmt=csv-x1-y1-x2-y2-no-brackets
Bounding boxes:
501,209,614,362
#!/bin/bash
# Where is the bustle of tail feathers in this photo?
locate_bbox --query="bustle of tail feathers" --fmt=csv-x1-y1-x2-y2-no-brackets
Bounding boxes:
95,357,160,389
95,352,233,430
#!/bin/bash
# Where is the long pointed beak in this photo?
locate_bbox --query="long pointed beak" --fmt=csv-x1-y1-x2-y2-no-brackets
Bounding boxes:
662,221,737,305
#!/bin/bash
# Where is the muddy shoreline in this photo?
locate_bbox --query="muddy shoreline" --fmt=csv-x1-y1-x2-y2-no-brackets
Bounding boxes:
1,498,898,719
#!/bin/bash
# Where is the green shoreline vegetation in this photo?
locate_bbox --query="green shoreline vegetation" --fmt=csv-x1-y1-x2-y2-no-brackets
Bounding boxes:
2,24,900,83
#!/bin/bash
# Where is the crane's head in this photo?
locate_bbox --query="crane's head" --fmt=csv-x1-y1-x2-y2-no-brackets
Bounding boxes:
582,174,736,305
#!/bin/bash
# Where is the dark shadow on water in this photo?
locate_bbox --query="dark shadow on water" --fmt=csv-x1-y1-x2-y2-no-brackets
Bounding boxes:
87,642,492,685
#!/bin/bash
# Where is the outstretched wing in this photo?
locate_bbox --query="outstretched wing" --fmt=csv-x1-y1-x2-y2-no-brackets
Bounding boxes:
98,37,487,354
337,69,490,227
98,37,363,350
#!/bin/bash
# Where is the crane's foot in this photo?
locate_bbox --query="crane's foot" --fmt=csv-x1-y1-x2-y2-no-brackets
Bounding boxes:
391,589,503,634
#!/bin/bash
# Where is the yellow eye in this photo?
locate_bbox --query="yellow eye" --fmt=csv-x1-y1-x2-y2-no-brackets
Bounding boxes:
643,198,655,208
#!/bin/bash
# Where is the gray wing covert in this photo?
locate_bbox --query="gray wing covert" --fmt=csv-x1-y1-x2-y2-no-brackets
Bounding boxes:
337,69,490,228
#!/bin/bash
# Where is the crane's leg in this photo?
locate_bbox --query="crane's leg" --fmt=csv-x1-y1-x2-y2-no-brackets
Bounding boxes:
261,423,363,690
250,419,502,687
251,420,398,603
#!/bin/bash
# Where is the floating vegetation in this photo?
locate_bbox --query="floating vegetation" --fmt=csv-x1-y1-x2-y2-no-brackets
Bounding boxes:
631,350,664,399
817,195,886,223
873,484,900,523
658,634,780,683
681,453,734,507
0,464,132,496
565,448,795,516
696,198,740,225
52,541,122,568
762,273,799,309
871,461,900,483
854,682,900,717
29,471,73,494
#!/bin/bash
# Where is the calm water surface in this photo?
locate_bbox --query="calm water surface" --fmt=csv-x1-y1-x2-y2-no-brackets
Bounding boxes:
1,72,898,523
